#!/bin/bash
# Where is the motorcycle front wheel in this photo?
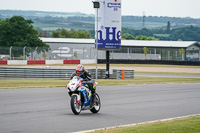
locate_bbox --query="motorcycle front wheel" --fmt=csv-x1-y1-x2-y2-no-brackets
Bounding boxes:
70,95,81,115
90,93,101,113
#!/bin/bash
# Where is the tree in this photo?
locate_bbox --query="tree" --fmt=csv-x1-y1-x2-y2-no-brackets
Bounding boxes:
167,21,171,33
51,30,60,38
74,51,78,58
143,47,148,57
122,33,135,40
78,31,90,38
135,35,159,40
59,28,71,38
179,48,184,61
51,28,90,38
42,52,47,59
169,26,200,41
0,16,49,57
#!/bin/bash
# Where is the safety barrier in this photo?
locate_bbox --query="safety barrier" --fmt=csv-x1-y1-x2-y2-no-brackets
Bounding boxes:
0,67,134,79
27,60,46,65
0,67,74,79
0,60,84,65
0,61,7,65
63,60,80,64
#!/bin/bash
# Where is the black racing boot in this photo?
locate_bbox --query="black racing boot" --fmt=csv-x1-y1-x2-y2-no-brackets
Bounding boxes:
90,90,95,106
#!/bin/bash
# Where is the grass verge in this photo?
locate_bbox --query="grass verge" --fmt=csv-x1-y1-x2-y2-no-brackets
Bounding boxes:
135,71,200,76
90,115,200,133
0,77,200,89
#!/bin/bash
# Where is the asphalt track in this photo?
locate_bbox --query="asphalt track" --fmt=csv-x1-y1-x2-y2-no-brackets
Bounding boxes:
0,83,200,133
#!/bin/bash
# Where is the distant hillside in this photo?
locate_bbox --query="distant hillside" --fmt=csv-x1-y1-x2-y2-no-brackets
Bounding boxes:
122,16,200,29
0,10,92,18
1,10,200,30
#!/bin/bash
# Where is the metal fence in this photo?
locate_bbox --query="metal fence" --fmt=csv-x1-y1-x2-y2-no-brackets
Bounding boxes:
2,46,199,61
0,46,96,60
0,67,134,79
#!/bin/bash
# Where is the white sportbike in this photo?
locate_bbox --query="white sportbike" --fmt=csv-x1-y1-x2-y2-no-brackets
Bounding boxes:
66,76,101,115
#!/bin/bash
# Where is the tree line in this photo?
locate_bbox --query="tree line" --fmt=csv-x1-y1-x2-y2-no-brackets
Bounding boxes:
121,26,200,41
38,25,200,41
51,29,90,38
0,16,49,58
1,10,200,30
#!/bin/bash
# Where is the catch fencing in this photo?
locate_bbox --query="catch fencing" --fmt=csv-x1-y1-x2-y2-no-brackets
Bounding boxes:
0,46,96,60
0,67,134,79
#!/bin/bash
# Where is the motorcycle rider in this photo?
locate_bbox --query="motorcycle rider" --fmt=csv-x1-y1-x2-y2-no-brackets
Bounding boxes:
71,64,96,105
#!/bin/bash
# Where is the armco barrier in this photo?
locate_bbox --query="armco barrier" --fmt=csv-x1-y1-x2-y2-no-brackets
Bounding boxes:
0,67,74,79
0,67,134,79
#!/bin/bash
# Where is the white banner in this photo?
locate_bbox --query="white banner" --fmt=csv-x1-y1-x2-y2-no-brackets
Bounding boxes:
95,0,121,50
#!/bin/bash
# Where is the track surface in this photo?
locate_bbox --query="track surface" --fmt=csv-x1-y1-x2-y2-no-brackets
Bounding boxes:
0,83,200,133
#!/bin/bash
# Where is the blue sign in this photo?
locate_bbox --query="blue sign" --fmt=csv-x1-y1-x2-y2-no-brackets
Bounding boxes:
96,27,121,49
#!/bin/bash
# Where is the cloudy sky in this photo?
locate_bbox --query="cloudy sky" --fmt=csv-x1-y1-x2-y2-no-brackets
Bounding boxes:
0,0,199,18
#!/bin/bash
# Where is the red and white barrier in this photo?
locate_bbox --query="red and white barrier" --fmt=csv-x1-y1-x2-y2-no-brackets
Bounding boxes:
7,60,27,65
63,60,80,64
80,59,96,64
27,60,46,65
0,59,96,65
0,60,7,65
46,60,63,65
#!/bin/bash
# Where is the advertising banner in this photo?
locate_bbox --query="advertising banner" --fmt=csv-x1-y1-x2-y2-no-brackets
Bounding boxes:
95,0,121,50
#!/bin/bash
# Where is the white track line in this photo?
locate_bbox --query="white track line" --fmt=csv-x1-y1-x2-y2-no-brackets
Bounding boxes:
73,114,200,133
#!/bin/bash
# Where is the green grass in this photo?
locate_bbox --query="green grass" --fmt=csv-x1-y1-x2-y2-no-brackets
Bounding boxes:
0,79,68,89
90,115,200,133
135,71,200,76
0,77,200,89
122,22,166,29
154,34,170,37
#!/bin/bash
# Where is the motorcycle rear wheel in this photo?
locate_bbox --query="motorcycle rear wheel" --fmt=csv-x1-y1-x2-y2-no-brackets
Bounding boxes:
70,95,81,115
90,93,101,113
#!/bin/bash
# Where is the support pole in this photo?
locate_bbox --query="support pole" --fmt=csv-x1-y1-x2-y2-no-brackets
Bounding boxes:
199,48,200,61
106,50,110,79
23,46,26,60
93,1,100,79
10,46,12,60
95,7,98,79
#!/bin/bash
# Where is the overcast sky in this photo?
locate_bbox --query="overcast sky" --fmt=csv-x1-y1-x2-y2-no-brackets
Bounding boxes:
0,0,199,18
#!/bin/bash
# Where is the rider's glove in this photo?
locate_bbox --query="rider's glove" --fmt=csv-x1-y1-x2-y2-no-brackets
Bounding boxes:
81,80,87,84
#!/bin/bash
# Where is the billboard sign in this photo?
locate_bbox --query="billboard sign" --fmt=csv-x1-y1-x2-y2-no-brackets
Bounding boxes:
95,0,121,50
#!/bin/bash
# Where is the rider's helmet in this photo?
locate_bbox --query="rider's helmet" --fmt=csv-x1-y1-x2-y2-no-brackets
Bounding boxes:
76,64,85,76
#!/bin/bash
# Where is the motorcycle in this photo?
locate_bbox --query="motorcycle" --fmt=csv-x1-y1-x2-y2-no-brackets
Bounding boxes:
66,76,101,115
